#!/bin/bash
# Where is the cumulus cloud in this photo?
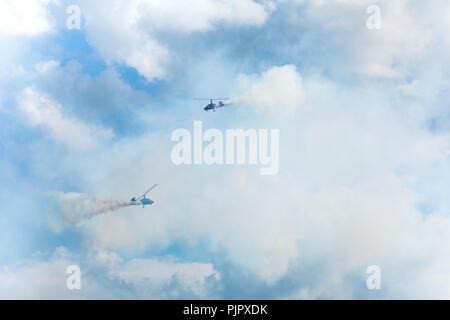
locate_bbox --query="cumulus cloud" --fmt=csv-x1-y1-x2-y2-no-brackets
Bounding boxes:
29,60,150,132
0,247,78,299
79,0,274,80
138,0,273,32
105,254,220,298
231,65,304,116
0,0,54,36
16,87,113,149
0,248,219,299
357,0,428,79
288,0,429,79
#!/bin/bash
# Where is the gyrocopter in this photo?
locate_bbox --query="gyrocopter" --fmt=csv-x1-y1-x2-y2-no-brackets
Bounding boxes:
129,184,157,208
194,98,230,112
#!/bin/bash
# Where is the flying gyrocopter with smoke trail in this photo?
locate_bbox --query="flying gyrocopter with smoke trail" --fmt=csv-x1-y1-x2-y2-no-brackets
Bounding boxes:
194,98,231,112
58,184,158,225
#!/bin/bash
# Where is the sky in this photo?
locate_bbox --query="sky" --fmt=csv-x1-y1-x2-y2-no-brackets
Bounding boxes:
0,0,450,299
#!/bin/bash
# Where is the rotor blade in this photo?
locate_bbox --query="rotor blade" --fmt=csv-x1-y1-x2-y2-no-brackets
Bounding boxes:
136,184,157,200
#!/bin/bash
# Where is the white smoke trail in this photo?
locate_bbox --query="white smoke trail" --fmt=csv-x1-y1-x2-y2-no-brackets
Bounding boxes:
229,64,305,116
58,192,130,225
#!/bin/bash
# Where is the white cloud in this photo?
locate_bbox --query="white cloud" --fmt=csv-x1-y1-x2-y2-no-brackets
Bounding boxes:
139,0,273,32
0,247,78,299
289,0,429,79
0,247,219,299
35,60,60,74
107,255,219,298
231,64,305,117
82,1,170,81
16,87,113,149
357,0,428,79
80,0,274,80
0,0,53,36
